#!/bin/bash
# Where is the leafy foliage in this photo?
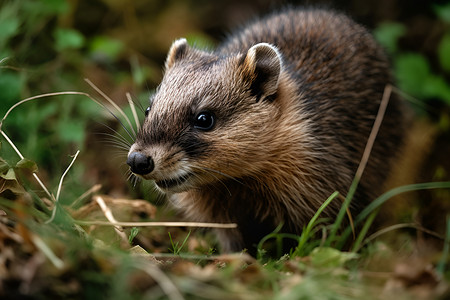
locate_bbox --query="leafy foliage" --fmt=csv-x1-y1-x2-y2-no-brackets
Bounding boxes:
374,3,450,107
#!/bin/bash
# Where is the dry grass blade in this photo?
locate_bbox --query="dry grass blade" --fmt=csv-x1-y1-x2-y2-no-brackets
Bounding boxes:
56,151,80,201
84,78,137,137
31,235,65,270
94,196,129,245
136,261,185,300
355,84,392,180
0,91,93,202
328,84,393,245
70,184,102,208
1,125,53,202
127,92,141,132
75,220,238,229
94,196,121,227
353,223,445,252
0,91,90,129
46,151,80,224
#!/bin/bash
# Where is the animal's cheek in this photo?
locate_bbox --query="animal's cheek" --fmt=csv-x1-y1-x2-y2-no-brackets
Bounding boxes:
188,147,250,179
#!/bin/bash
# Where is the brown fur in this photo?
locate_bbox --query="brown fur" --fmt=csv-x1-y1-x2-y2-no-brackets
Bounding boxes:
128,8,406,254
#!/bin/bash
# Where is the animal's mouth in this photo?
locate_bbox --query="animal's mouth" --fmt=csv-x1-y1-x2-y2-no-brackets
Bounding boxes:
154,173,192,190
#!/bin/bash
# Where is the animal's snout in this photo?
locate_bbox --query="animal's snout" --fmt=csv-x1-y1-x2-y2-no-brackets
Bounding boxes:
127,152,154,175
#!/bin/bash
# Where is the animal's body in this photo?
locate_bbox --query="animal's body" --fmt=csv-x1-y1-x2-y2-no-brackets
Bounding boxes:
127,8,406,254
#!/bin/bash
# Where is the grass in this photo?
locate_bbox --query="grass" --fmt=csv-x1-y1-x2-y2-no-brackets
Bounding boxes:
0,88,449,299
1,2,449,297
169,231,191,255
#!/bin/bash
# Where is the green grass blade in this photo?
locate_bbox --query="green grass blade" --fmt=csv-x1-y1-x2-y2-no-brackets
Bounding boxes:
437,216,450,275
337,181,450,250
326,178,359,247
351,209,378,252
296,191,339,255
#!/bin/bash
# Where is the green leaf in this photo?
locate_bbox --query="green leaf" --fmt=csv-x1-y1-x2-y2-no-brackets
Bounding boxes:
438,34,450,72
54,28,85,51
394,53,431,98
310,247,358,268
0,2,21,45
395,52,450,105
89,36,124,61
41,0,69,14
373,22,406,54
434,3,450,23
129,227,140,244
424,75,450,104
16,158,38,173
0,18,19,45
25,0,69,16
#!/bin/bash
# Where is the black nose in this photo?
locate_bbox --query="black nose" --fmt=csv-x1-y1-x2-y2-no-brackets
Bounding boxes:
127,152,154,175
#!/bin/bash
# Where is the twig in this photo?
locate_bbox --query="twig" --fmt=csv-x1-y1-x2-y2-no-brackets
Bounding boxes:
75,220,238,229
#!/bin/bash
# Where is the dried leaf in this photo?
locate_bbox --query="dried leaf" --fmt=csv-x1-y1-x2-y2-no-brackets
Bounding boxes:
0,157,10,174
0,176,25,195
383,260,445,299
15,158,38,173
0,167,16,180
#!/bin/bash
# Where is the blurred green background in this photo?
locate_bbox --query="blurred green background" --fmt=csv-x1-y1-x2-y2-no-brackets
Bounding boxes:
0,0,449,207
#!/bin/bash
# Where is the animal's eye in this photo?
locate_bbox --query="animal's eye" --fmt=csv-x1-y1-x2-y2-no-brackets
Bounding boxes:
145,106,151,117
194,111,215,131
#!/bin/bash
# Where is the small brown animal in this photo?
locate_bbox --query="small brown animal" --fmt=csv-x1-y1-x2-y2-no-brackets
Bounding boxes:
127,8,406,254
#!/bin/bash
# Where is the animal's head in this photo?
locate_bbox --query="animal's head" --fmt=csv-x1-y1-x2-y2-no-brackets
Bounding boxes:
127,38,283,193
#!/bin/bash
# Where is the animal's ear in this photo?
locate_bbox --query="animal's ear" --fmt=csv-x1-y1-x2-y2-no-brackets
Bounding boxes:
165,38,189,69
240,43,282,101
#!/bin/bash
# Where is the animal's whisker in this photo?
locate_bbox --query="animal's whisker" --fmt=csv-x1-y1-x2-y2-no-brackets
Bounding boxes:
96,119,135,143
105,143,131,152
85,78,137,138
95,133,132,150
94,135,132,152
90,96,137,141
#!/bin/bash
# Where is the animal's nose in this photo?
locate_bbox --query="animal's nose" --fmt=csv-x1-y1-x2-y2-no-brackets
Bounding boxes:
127,152,154,175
